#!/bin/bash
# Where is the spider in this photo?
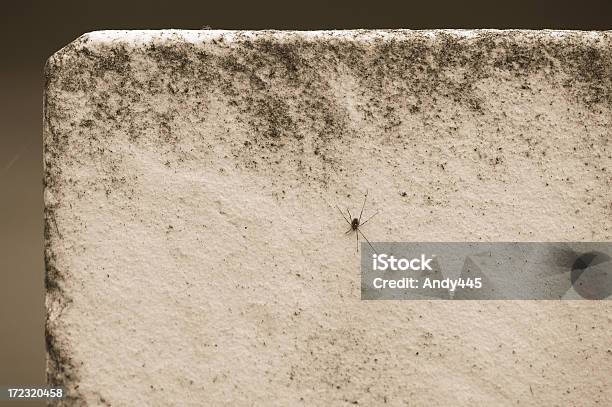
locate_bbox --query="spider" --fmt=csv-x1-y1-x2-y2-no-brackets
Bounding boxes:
337,190,379,252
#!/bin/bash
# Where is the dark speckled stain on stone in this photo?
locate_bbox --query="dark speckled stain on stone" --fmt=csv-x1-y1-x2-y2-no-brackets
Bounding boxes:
209,36,358,184
46,329,82,406
45,31,611,192
137,35,353,185
211,32,609,184
44,208,83,406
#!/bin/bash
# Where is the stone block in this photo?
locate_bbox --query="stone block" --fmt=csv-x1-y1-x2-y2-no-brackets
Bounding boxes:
44,30,612,405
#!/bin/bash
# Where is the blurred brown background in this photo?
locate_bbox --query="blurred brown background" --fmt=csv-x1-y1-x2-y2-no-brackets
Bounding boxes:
0,1,609,405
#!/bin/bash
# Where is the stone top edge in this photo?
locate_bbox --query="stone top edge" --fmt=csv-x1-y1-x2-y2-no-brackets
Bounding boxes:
46,29,611,71
83,28,611,42
61,28,612,47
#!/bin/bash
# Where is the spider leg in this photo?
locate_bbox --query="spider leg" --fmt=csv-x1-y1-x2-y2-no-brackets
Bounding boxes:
345,227,353,234
336,205,351,225
357,228,377,254
356,229,359,252
360,210,379,227
359,189,368,223
347,208,353,221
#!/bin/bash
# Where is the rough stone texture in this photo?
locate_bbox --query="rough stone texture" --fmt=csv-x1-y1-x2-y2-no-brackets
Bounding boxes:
44,30,612,406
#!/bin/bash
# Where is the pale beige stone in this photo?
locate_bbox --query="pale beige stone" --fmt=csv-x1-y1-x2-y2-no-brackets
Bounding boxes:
45,30,612,406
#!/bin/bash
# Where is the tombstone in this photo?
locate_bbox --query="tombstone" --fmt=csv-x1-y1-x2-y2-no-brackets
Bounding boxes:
45,30,612,405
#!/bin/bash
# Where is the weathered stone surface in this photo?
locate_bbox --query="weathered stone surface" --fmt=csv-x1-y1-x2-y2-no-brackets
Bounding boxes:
45,30,612,405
